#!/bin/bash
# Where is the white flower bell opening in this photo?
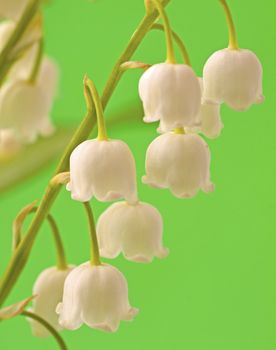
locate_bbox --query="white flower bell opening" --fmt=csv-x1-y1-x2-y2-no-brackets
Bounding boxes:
203,48,264,111
97,201,168,263
139,63,201,131
143,132,214,198
57,263,138,332
67,139,138,203
29,266,73,337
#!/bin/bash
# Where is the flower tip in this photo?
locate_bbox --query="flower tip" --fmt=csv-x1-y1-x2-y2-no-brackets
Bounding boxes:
125,307,139,321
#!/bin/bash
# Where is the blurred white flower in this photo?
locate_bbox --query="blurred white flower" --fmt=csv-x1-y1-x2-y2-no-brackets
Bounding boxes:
0,19,41,64
0,75,55,143
203,48,264,111
143,132,214,198
67,139,137,203
139,63,201,131
97,201,168,263
0,0,28,21
0,128,21,158
57,262,138,332
29,266,73,337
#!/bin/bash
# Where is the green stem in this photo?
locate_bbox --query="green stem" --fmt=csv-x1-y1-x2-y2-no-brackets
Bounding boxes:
21,311,68,350
84,77,108,141
151,23,191,66
83,202,101,266
0,0,171,308
13,203,68,270
28,39,44,84
219,0,239,49
0,0,40,86
151,0,176,63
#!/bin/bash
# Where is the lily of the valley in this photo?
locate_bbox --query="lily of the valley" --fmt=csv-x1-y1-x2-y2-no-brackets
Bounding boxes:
29,266,73,337
57,263,138,332
67,77,137,204
203,0,264,111
67,139,137,203
143,131,214,198
97,201,168,263
139,63,201,131
0,53,58,143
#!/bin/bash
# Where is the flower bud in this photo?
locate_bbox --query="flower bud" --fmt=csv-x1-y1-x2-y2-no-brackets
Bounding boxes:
57,263,138,332
29,266,73,337
67,139,137,203
0,128,21,158
143,132,214,198
139,63,201,131
97,201,168,263
203,48,264,111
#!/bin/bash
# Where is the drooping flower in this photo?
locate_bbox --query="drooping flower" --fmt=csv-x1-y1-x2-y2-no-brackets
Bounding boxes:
67,139,137,203
29,266,73,337
57,262,138,332
0,76,55,143
142,132,214,198
97,201,168,263
203,49,264,111
203,0,264,111
139,63,201,132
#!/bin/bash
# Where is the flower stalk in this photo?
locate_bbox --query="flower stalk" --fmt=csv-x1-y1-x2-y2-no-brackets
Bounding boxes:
83,202,101,266
84,76,108,141
151,23,191,66
150,0,176,63
21,311,68,350
219,0,239,50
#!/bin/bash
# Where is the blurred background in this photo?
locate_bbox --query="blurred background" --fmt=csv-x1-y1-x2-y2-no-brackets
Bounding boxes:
1,0,276,349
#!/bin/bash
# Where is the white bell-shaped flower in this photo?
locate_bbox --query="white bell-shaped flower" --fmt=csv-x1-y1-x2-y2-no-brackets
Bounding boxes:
29,266,73,337
67,139,137,203
203,48,264,111
57,262,138,332
97,201,168,263
0,58,57,143
139,63,201,131
142,132,214,198
0,0,28,21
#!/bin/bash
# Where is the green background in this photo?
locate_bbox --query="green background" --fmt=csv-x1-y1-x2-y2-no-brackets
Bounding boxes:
1,0,276,349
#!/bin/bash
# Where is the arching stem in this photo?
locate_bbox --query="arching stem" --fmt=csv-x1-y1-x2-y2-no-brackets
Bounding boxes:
83,202,101,266
151,23,191,66
28,38,44,84
151,0,176,63
21,311,68,350
84,76,108,141
219,0,239,50
13,202,68,270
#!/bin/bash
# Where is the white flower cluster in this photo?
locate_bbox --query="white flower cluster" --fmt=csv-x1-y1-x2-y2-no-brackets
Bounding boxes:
0,5,58,155
15,0,263,340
